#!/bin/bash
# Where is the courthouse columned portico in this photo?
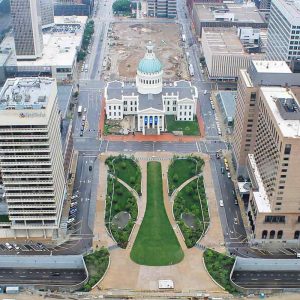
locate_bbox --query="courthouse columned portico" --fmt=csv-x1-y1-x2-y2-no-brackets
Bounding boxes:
105,42,198,135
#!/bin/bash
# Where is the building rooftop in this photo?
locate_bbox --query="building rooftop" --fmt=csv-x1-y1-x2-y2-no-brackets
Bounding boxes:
202,27,265,57
1,16,87,69
0,78,56,111
194,2,265,23
252,60,292,73
248,154,271,213
272,0,300,26
261,86,300,138
217,91,237,122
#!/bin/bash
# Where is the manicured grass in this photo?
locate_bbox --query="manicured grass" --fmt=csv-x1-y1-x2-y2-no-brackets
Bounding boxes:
174,177,209,248
105,177,137,248
106,155,141,194
168,156,204,194
130,162,184,266
83,247,110,291
203,249,236,293
166,115,200,136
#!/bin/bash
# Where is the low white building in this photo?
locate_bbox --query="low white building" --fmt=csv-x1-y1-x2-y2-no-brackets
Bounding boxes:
105,43,198,135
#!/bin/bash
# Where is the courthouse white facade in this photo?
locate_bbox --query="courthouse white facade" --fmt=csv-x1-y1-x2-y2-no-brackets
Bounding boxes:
105,43,198,135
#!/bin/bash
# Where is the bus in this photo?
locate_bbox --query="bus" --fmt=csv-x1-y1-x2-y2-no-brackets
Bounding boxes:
182,34,186,42
78,105,83,115
189,64,194,76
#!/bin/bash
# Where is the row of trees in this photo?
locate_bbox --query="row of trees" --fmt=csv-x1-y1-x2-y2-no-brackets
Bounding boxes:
77,20,94,62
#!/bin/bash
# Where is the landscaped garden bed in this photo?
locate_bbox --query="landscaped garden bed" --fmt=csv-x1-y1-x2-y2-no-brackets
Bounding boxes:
173,176,209,248
105,176,138,248
130,162,184,266
106,155,141,194
168,156,204,194
203,248,236,293
83,247,110,291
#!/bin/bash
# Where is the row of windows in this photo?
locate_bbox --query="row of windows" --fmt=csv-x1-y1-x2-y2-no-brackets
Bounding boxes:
139,78,161,85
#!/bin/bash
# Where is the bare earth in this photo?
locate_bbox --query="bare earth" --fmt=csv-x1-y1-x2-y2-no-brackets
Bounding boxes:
104,23,189,81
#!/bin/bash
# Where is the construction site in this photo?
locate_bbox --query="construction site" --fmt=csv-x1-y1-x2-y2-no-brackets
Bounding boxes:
102,22,189,81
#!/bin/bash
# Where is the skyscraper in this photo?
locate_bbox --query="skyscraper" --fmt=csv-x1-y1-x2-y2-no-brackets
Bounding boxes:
40,0,55,29
0,77,65,239
266,0,300,62
147,0,177,18
10,0,44,60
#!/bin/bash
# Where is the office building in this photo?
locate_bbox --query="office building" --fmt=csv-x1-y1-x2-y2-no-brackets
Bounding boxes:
0,77,65,238
266,0,300,62
232,60,300,176
247,87,300,245
147,0,177,18
201,27,265,80
54,0,94,16
40,0,55,29
192,2,267,36
10,0,44,60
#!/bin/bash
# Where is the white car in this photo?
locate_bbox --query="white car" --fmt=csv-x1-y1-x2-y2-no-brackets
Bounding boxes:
204,90,207,95
234,218,238,225
67,218,75,224
12,243,20,250
227,172,231,179
219,200,224,207
70,201,77,208
5,243,12,250
83,107,87,113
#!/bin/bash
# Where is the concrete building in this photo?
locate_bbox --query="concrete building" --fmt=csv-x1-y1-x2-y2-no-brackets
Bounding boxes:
266,0,300,63
40,0,55,29
201,27,265,80
147,0,177,18
54,0,94,16
0,77,65,239
191,2,267,36
0,16,87,82
216,91,236,127
232,60,300,177
105,42,197,135
247,87,300,246
10,0,44,60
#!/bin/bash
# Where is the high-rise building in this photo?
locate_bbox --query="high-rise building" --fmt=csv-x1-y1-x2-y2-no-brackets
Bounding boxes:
40,0,55,29
0,77,65,238
10,0,44,60
233,61,300,176
147,0,177,18
266,0,300,62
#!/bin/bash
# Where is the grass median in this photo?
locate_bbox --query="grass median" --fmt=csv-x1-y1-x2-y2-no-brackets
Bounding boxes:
130,161,184,266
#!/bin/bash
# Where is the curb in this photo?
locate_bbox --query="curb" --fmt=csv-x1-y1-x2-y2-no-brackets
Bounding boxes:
91,255,111,290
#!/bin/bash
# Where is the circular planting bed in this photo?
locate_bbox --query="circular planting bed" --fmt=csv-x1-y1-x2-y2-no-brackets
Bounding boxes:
112,211,131,229
181,212,196,229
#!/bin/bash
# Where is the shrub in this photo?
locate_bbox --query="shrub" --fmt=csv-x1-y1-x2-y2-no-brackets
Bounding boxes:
173,173,179,182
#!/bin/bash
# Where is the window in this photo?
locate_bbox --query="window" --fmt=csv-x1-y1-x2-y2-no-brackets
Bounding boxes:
264,216,285,223
270,230,275,239
277,230,283,239
262,230,268,239
295,231,300,239
284,144,291,155
124,101,127,105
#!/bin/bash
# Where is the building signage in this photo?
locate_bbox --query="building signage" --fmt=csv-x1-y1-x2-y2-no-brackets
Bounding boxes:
19,112,46,118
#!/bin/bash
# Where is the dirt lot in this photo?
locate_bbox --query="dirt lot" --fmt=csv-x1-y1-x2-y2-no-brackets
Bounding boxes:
104,22,189,81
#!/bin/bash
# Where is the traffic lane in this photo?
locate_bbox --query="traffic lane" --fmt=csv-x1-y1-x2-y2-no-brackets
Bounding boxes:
0,268,86,284
231,271,300,288
214,157,247,240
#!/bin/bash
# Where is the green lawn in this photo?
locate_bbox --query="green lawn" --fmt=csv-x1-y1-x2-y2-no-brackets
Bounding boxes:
168,157,204,194
105,177,138,248
166,115,200,136
130,162,184,266
203,249,236,293
83,247,110,291
106,156,141,194
173,177,209,248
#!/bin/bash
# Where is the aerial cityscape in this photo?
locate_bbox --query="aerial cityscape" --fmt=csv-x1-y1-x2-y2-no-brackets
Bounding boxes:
0,0,299,299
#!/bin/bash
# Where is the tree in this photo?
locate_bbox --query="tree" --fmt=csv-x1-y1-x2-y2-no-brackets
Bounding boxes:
173,173,179,182
112,0,131,13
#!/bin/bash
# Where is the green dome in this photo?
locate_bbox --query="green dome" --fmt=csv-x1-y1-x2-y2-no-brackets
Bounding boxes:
138,57,162,74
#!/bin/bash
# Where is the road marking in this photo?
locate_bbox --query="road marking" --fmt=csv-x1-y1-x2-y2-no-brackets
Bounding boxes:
195,142,200,152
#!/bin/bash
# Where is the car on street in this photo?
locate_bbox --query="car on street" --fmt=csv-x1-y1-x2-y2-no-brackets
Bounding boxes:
234,218,238,225
221,167,225,174
234,199,238,205
5,243,12,250
80,130,83,136
227,172,231,179
67,218,75,224
12,243,20,250
71,195,78,200
216,152,220,159
80,125,84,131
83,107,87,113
70,201,77,208
219,200,224,207
89,165,93,171
204,90,207,95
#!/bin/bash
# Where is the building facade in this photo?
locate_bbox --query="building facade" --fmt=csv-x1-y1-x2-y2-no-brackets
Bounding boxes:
40,0,55,28
147,0,177,18
0,77,65,239
10,0,44,60
232,60,300,177
266,0,300,62
54,0,94,16
105,43,197,135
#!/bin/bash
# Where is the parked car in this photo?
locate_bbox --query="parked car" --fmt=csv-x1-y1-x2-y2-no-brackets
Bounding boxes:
80,130,83,136
227,172,231,179
12,243,20,250
67,218,75,224
219,200,224,207
70,202,77,208
234,218,238,225
89,165,93,171
221,167,225,174
5,243,12,250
